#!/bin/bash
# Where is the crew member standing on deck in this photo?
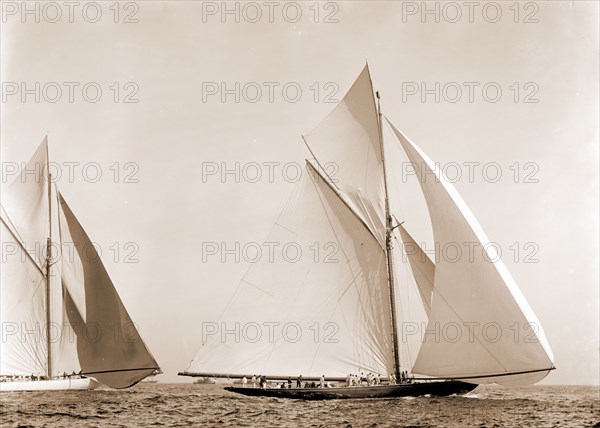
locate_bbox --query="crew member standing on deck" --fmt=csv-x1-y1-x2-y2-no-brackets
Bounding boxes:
320,375,325,388
296,375,302,388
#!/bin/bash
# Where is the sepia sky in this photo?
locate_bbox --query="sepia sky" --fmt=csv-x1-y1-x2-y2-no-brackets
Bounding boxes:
1,1,598,385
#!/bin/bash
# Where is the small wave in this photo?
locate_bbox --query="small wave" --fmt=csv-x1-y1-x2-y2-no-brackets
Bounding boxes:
41,412,104,420
464,393,480,399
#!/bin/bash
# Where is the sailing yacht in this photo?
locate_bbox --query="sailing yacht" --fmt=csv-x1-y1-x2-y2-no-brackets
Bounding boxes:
179,65,555,399
1,138,160,391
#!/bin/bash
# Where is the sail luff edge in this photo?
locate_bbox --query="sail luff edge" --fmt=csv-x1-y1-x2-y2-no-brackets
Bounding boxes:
305,160,382,249
0,214,46,277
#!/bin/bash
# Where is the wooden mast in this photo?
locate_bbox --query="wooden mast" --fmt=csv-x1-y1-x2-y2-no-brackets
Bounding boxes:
45,137,52,379
374,86,401,382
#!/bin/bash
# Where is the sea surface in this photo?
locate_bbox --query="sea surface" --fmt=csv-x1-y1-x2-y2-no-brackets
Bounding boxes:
1,383,598,427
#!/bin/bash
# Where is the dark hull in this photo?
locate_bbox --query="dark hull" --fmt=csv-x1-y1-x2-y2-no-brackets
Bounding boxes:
224,381,476,400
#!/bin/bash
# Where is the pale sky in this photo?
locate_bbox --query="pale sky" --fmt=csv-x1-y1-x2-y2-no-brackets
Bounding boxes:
1,1,598,385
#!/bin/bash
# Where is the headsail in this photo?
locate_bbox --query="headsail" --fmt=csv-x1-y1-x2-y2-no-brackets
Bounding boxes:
397,225,434,318
303,64,386,245
387,119,554,386
58,193,159,388
187,162,394,378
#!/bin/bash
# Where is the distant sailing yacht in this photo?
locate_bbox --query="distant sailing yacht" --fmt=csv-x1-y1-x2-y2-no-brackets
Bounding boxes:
1,138,160,391
179,65,555,399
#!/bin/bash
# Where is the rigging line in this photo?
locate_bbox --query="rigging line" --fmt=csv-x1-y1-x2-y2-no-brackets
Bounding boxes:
258,199,364,376
0,205,30,253
217,176,303,322
240,279,273,297
192,180,306,371
301,135,341,193
0,215,46,277
388,234,412,370
83,367,159,375
10,279,47,374
364,65,385,203
306,165,359,373
424,282,512,373
215,224,278,321
306,160,382,249
262,260,317,375
400,252,413,369
308,160,389,374
179,371,348,382
255,246,340,374
273,221,296,236
412,367,556,381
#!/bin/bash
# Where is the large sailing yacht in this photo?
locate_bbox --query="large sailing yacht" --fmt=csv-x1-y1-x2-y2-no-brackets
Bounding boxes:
179,65,555,399
1,138,160,391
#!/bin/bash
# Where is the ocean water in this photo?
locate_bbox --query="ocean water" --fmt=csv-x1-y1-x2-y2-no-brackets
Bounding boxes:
1,383,598,427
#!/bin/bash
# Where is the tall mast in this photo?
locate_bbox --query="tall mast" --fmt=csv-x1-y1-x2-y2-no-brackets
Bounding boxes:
375,88,401,381
45,138,52,379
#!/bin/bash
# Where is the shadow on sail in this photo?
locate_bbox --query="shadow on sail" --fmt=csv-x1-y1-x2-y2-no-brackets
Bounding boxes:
0,138,160,391
58,193,159,389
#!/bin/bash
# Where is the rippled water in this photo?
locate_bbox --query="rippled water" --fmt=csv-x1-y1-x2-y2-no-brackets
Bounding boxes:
1,383,598,427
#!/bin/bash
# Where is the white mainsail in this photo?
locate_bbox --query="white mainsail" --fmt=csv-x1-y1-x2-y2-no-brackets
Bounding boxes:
188,163,394,377
0,214,48,376
1,141,51,377
1,138,159,389
387,120,554,386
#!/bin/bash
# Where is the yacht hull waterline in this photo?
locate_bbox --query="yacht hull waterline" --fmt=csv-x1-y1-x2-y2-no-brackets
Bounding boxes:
224,381,477,400
0,378,102,392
